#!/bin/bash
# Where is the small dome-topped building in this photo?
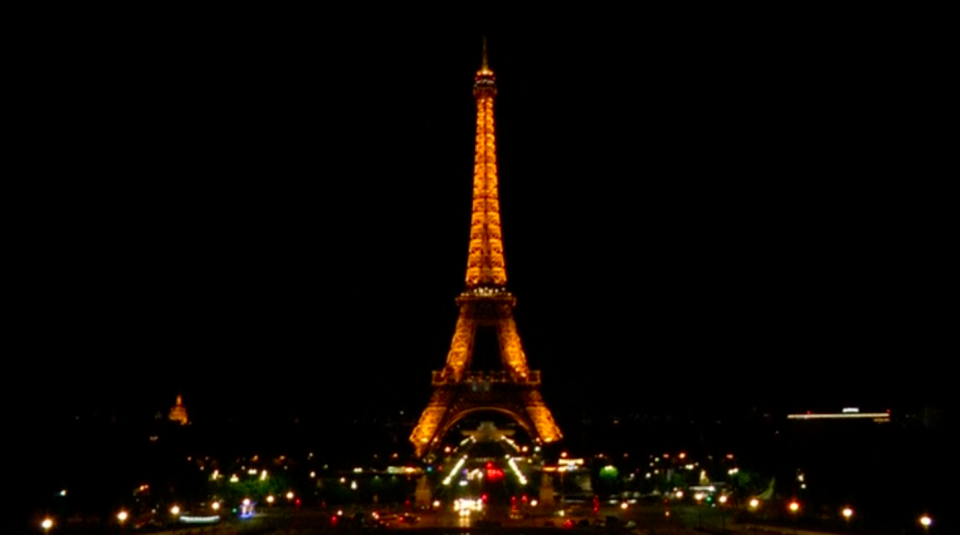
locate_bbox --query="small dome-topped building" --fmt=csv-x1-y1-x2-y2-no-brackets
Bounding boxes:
168,394,189,425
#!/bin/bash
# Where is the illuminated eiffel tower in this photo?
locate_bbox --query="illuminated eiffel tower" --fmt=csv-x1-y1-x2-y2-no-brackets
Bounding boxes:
410,42,562,457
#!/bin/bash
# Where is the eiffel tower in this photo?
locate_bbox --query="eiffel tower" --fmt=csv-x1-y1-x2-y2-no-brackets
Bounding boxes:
410,42,562,458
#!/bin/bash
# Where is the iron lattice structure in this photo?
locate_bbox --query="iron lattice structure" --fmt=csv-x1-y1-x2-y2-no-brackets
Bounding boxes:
410,45,562,457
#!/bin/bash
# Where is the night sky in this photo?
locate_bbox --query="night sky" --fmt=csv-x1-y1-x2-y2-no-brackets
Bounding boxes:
10,12,952,435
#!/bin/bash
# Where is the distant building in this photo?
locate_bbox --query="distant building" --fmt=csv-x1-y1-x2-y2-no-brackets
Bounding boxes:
787,407,890,423
168,395,189,425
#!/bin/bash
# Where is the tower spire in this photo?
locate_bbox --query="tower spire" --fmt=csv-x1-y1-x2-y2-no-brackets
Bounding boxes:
466,40,504,287
481,36,489,71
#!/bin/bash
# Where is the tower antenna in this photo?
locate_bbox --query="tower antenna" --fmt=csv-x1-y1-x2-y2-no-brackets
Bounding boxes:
481,36,489,70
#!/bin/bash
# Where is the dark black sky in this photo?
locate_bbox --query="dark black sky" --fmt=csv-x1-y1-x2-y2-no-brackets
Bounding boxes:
9,11,953,427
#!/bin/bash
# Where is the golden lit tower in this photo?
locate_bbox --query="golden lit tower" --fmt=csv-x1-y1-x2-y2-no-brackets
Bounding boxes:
410,42,562,457
168,394,188,425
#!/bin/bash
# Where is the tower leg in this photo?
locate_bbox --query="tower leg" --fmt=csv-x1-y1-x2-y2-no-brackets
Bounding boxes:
411,390,451,457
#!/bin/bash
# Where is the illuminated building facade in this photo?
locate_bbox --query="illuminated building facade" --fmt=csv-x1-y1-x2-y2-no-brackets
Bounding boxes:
168,394,189,425
410,43,562,457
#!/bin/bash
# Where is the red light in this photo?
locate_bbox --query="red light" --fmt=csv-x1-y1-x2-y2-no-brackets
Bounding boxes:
522,495,528,502
486,462,493,469
481,494,488,502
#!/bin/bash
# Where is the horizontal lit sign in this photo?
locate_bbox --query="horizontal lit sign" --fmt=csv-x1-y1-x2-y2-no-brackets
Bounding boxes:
180,515,221,524
788,413,890,420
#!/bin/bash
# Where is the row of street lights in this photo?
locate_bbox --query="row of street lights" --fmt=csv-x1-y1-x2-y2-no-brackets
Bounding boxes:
743,499,934,530
40,497,935,532
40,500,227,532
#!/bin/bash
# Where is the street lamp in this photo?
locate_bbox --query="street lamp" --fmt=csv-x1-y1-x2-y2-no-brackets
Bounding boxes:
920,515,932,532
41,518,53,534
694,493,705,528
749,498,760,509
212,502,220,511
286,491,295,501
718,495,729,530
789,501,800,534
170,505,181,516
267,495,275,505
117,511,129,524
842,507,853,523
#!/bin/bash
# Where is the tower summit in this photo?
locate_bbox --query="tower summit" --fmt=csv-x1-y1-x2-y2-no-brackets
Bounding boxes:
410,43,562,457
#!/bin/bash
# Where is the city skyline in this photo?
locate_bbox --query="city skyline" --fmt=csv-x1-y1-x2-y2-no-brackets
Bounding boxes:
12,23,950,430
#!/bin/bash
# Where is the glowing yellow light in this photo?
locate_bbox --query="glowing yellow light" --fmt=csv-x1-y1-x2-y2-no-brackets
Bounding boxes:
286,492,294,500
675,491,684,499
212,502,220,511
266,496,275,504
171,506,181,516
169,395,189,425
719,495,728,504
679,452,686,459
789,501,800,513
260,470,268,481
842,507,853,519
620,502,628,510
465,89,507,288
230,474,239,483
310,471,316,478
117,511,128,523
920,515,932,527
41,518,53,531
749,498,760,509
243,499,251,506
